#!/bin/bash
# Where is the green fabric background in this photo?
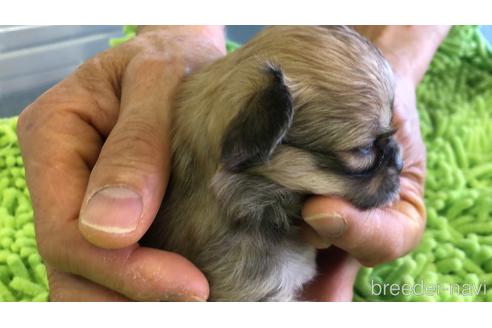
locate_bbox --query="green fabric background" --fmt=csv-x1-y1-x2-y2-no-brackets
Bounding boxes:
0,26,491,301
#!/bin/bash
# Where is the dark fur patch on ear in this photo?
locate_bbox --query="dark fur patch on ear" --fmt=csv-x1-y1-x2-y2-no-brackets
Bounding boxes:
221,65,293,173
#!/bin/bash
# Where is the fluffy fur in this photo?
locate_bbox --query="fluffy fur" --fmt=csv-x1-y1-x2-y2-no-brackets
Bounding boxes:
141,26,401,301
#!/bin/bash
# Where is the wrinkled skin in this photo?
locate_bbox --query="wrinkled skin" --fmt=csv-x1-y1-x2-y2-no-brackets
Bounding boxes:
301,74,427,300
17,27,226,301
302,26,450,301
17,26,448,301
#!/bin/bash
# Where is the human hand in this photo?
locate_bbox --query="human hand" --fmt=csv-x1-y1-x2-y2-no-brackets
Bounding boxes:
300,26,450,301
17,26,226,301
301,75,425,301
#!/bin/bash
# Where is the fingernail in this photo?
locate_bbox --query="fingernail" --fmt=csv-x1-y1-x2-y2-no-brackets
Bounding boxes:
80,186,142,234
304,213,347,239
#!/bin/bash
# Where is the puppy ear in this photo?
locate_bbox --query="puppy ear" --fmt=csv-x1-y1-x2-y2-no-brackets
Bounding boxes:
221,64,293,173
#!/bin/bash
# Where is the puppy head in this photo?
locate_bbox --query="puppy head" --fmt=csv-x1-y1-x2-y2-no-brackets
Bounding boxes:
219,26,401,209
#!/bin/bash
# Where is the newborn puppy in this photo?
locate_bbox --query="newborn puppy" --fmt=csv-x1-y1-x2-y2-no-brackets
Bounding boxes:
141,26,401,301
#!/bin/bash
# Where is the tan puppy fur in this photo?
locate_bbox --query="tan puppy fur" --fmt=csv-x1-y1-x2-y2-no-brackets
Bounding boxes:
141,26,400,301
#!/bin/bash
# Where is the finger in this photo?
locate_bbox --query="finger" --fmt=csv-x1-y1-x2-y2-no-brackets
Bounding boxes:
303,190,425,267
78,54,185,249
299,221,332,249
302,248,360,301
47,266,130,301
39,220,209,301
18,59,209,301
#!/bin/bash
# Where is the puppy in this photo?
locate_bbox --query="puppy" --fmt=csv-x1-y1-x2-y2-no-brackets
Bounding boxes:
141,26,401,301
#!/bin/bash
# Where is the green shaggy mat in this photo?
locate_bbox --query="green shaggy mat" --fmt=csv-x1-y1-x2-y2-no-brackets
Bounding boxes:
0,118,48,301
0,26,491,301
355,26,492,301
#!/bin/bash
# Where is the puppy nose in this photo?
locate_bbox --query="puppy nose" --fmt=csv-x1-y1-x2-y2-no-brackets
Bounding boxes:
381,137,403,174
393,153,403,173
390,145,403,173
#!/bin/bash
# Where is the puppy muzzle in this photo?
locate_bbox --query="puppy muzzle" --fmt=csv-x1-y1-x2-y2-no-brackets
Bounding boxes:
378,137,403,174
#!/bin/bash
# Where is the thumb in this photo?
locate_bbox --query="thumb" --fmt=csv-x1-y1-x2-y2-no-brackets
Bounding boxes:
79,55,183,249
303,194,424,266
303,196,350,241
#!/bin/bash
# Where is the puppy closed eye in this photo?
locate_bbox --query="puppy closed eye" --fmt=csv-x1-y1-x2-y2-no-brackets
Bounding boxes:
352,142,375,157
349,128,398,158
338,147,376,173
342,129,398,173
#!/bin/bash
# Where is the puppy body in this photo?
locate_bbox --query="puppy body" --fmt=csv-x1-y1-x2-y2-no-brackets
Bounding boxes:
141,26,399,301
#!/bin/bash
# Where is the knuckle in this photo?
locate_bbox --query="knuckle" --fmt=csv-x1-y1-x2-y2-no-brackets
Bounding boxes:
131,50,185,77
16,108,30,135
353,213,413,266
101,120,167,173
34,221,75,273
16,104,39,141
16,91,66,145
132,52,169,71
136,51,169,65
